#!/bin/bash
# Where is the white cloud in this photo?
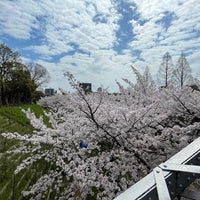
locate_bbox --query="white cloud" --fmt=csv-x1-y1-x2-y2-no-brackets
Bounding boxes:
24,44,74,60
127,0,200,77
37,0,120,54
44,48,138,92
0,0,200,92
187,51,200,74
0,0,42,39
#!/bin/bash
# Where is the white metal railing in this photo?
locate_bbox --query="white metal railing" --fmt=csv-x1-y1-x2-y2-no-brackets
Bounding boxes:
114,137,200,200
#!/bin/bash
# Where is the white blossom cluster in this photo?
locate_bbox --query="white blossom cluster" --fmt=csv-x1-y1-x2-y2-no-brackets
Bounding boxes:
2,71,200,199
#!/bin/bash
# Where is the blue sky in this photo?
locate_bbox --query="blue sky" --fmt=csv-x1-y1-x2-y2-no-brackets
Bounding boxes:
0,0,200,92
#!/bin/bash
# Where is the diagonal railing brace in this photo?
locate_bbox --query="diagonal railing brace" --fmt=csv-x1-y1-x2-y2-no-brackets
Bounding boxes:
153,163,200,200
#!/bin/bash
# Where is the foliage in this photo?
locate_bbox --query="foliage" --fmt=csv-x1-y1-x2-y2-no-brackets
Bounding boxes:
117,65,157,106
5,63,37,104
1,66,200,199
0,43,20,104
0,43,50,105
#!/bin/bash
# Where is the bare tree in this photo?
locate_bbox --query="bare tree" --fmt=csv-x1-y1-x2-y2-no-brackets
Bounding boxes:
173,52,193,88
157,52,174,88
27,63,50,87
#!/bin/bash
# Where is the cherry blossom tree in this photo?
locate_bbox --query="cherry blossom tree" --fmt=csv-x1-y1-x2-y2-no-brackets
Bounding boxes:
2,68,200,199
117,65,157,107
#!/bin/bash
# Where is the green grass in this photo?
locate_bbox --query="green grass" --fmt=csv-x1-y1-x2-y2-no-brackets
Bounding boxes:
0,104,53,200
0,104,51,133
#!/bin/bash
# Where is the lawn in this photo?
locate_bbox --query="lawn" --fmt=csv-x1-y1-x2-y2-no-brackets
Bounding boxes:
0,104,52,200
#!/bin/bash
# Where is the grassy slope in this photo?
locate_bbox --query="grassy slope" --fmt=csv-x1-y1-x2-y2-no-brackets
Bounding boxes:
0,104,51,200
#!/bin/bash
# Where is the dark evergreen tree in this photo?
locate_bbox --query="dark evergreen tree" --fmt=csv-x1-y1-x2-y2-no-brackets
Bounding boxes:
6,63,37,104
0,43,50,105
0,43,19,104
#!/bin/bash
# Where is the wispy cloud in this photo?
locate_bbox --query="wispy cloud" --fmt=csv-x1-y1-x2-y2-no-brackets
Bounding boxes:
0,0,42,39
128,0,200,74
0,0,199,91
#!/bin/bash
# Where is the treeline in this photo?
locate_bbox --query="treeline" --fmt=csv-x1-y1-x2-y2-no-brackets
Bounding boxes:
157,52,198,89
0,43,50,105
124,51,199,94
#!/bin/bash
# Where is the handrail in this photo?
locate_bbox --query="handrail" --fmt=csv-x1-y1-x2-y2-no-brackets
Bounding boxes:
114,137,200,200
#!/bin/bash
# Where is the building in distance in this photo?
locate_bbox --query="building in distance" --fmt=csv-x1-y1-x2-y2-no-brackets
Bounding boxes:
45,88,56,96
79,83,92,93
